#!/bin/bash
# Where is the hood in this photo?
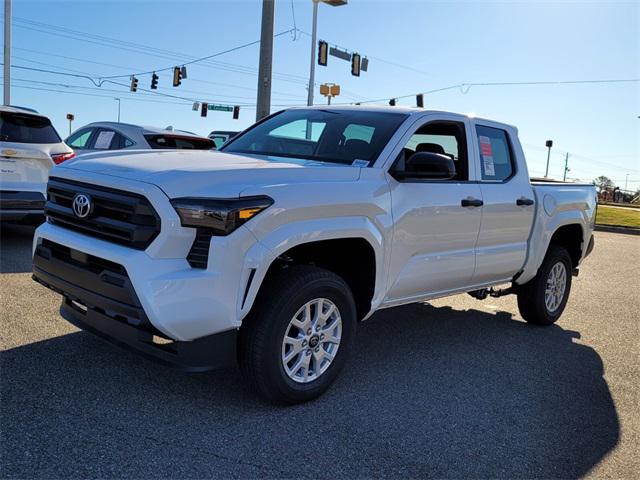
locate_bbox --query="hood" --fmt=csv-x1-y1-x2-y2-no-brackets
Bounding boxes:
58,149,361,198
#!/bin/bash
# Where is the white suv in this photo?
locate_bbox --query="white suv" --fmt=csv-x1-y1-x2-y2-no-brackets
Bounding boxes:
0,106,74,223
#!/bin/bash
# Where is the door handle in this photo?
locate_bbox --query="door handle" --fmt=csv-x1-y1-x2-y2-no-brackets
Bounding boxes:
461,197,483,207
516,197,535,206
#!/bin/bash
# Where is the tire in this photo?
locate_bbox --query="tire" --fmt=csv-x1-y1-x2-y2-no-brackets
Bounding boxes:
238,265,357,404
517,245,573,325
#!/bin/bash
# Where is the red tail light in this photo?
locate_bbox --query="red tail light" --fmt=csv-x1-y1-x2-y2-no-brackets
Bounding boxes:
51,151,76,164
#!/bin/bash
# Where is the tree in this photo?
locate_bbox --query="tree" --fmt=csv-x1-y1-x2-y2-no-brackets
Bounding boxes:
593,176,615,192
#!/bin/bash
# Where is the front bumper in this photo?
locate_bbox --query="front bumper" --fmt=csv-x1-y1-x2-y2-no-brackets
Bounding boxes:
0,191,45,223
32,239,237,371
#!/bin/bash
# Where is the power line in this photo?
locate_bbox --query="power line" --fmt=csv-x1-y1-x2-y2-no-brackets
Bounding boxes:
14,46,307,99
11,77,299,104
7,17,315,88
7,17,367,99
340,78,640,105
98,29,297,79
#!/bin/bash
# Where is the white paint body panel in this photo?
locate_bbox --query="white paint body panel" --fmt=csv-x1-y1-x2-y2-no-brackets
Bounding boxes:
32,107,596,341
0,141,71,195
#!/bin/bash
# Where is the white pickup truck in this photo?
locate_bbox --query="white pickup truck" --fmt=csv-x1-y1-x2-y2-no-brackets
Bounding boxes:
32,106,596,403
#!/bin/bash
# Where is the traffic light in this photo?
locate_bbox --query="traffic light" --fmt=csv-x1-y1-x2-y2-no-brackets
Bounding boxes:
416,94,424,108
181,66,187,79
233,105,240,120
173,66,182,87
151,72,159,90
351,53,361,77
130,76,138,92
201,103,208,117
361,57,369,72
318,40,328,66
389,98,396,106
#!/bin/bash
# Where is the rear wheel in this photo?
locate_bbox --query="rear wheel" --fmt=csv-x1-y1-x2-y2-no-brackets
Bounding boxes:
238,265,357,404
517,245,572,325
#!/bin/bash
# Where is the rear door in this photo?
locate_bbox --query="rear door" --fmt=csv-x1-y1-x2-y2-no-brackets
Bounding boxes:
470,122,536,284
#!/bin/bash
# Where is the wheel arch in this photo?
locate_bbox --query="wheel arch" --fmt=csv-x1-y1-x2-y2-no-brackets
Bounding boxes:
517,217,586,285
548,223,584,267
238,217,386,322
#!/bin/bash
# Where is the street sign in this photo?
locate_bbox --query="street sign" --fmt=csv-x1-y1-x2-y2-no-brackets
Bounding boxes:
329,47,351,62
207,104,234,112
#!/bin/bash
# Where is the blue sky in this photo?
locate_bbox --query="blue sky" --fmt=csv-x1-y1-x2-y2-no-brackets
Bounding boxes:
4,0,639,190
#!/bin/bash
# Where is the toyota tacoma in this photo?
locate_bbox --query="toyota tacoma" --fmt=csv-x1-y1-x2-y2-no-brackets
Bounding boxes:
32,107,596,404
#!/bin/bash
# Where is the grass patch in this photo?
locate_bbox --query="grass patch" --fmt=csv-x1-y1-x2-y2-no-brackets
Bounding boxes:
596,205,640,228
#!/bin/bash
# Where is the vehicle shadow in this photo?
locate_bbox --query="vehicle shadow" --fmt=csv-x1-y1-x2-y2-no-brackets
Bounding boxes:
1,303,619,478
0,223,37,273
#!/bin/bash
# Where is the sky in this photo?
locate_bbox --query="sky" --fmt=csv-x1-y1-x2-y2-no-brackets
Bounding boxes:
3,0,639,190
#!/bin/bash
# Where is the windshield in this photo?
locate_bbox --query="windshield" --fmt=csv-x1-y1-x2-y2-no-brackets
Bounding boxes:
221,109,408,166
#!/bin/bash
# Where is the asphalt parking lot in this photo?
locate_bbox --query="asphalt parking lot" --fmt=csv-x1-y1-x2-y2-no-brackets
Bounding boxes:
1,225,638,479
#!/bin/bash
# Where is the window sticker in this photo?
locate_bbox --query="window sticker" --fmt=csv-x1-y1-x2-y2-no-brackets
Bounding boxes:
352,159,370,167
483,155,495,176
479,135,492,156
94,131,115,149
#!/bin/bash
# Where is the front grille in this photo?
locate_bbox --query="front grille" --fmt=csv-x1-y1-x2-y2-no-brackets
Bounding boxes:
187,229,213,268
45,177,161,250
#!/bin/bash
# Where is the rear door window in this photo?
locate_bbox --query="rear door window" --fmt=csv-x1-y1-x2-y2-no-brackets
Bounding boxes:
475,125,514,181
92,129,118,150
0,112,61,144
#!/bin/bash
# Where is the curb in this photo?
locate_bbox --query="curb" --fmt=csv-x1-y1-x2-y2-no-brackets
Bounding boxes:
595,225,640,236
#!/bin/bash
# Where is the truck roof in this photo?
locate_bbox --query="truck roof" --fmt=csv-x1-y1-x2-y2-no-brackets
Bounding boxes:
292,105,517,132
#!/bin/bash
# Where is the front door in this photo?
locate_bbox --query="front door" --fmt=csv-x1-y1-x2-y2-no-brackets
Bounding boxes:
385,118,483,302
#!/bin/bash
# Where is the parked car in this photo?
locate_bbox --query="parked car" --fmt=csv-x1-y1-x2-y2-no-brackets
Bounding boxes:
208,130,239,149
32,106,596,404
66,122,215,153
0,106,74,223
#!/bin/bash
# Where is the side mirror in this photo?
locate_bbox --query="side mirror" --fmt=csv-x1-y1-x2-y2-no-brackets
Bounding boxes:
397,152,456,180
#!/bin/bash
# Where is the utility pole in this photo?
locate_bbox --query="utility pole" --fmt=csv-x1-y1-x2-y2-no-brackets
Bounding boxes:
544,140,553,177
624,173,629,192
114,98,121,122
3,0,11,105
256,0,275,121
563,152,570,181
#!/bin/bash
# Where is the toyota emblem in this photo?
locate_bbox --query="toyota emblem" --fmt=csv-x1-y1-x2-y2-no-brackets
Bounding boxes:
72,193,92,218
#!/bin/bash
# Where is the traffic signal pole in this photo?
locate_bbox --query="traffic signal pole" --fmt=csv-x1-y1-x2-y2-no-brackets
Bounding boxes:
3,0,11,105
256,0,275,121
306,0,319,106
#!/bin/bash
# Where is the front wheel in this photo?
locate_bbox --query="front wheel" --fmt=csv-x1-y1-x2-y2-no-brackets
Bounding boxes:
238,265,357,404
517,245,573,325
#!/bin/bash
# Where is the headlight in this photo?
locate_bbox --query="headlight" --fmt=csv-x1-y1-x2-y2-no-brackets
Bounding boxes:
170,196,273,235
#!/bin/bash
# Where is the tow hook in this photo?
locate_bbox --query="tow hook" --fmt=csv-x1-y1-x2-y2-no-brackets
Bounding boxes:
468,286,515,300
